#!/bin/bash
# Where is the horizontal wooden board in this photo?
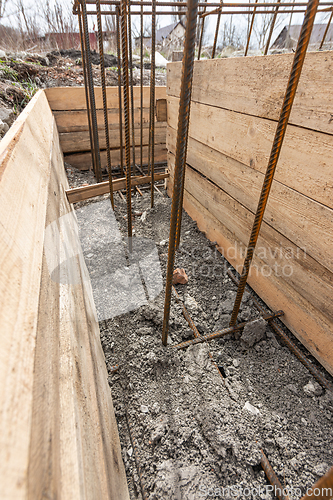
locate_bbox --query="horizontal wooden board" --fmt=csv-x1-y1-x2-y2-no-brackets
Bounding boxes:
66,172,169,203
167,96,333,210
59,122,166,153
167,51,333,135
167,127,333,275
167,159,333,376
45,85,166,111
65,143,167,170
54,107,155,133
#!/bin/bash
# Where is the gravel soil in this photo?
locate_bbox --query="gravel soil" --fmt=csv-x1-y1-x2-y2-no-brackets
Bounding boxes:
72,182,333,500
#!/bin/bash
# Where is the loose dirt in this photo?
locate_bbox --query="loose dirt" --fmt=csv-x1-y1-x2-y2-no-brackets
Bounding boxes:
72,181,333,500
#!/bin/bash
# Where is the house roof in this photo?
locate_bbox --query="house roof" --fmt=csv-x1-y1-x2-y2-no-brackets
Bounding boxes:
272,23,333,48
156,21,184,43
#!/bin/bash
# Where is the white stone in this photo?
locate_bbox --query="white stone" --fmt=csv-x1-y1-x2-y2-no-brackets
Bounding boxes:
243,401,261,416
140,404,149,413
127,447,133,457
153,51,168,67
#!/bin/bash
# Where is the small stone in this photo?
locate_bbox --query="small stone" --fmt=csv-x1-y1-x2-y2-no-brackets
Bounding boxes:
233,359,240,368
159,239,168,246
140,405,149,413
303,381,323,397
172,268,188,285
240,318,266,348
140,210,147,222
184,294,198,310
286,384,298,395
313,462,329,476
243,401,261,416
301,418,307,425
127,447,133,457
86,253,93,258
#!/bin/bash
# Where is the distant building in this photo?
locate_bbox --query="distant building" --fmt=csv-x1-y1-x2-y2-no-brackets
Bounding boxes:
272,24,333,50
135,21,185,52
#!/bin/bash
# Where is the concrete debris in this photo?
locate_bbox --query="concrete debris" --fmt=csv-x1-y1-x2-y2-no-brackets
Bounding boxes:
140,405,149,413
172,268,188,285
240,317,267,348
150,418,168,444
312,462,330,477
232,359,240,368
303,380,323,397
159,239,168,246
184,294,198,311
127,447,133,457
243,401,261,416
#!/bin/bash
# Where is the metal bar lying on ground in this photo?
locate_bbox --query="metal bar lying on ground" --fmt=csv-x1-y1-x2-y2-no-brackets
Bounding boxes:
66,172,169,203
229,0,319,328
162,0,199,346
174,311,284,349
261,450,290,500
227,269,333,393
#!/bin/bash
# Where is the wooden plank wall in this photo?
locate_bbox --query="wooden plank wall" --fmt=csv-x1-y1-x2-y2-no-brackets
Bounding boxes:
166,51,333,376
0,90,129,499
45,86,167,170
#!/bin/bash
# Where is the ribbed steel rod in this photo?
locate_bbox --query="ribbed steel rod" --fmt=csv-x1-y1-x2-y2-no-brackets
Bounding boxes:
261,450,290,500
244,0,258,55
211,0,222,58
96,0,115,208
127,0,137,176
120,0,133,241
82,0,331,7
229,0,319,328
264,0,281,54
78,7,96,174
124,408,149,500
84,7,325,15
319,9,333,48
227,269,333,393
174,311,284,349
81,0,103,182
116,8,124,176
162,0,198,346
150,0,156,208
140,4,144,170
197,0,208,60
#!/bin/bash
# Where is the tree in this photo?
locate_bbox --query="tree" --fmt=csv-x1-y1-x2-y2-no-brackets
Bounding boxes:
0,0,8,20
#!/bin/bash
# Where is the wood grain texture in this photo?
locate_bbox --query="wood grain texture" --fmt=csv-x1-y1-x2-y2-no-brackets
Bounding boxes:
0,91,129,499
45,85,167,111
60,122,166,153
167,96,333,209
66,172,169,203
167,159,333,376
167,127,333,274
167,51,333,135
65,143,167,170
156,99,167,122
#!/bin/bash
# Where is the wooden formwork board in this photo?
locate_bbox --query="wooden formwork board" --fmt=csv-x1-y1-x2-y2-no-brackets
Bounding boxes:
167,52,333,377
0,90,129,500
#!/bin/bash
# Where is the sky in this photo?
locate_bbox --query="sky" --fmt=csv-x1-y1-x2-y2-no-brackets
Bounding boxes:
1,0,331,49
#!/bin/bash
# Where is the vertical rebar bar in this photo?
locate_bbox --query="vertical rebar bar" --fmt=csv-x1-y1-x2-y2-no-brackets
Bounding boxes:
150,0,156,208
211,1,222,58
140,4,144,170
264,0,281,55
319,10,333,49
245,0,258,56
197,0,207,59
78,6,96,174
96,0,114,208
229,0,319,327
162,0,198,346
116,8,125,176
81,0,103,183
127,0,137,176
120,0,133,241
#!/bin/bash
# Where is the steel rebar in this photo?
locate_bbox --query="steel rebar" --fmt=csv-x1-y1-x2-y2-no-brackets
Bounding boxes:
227,269,333,393
319,10,333,49
211,0,223,58
124,408,149,500
261,450,290,500
150,0,156,208
140,4,144,170
162,0,199,346
127,0,137,176
229,0,319,328
81,0,103,182
120,0,133,241
300,465,333,500
116,8,125,176
264,0,281,55
96,0,115,208
245,0,258,55
197,0,208,59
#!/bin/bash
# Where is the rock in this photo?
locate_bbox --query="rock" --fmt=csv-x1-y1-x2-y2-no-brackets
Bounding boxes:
154,51,168,67
172,268,188,285
141,303,163,326
184,294,198,310
159,239,168,246
286,383,298,395
140,210,147,222
150,418,168,444
140,404,149,413
240,317,266,348
214,314,231,331
232,359,239,368
0,118,9,137
303,381,323,397
243,401,261,416
127,447,133,457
